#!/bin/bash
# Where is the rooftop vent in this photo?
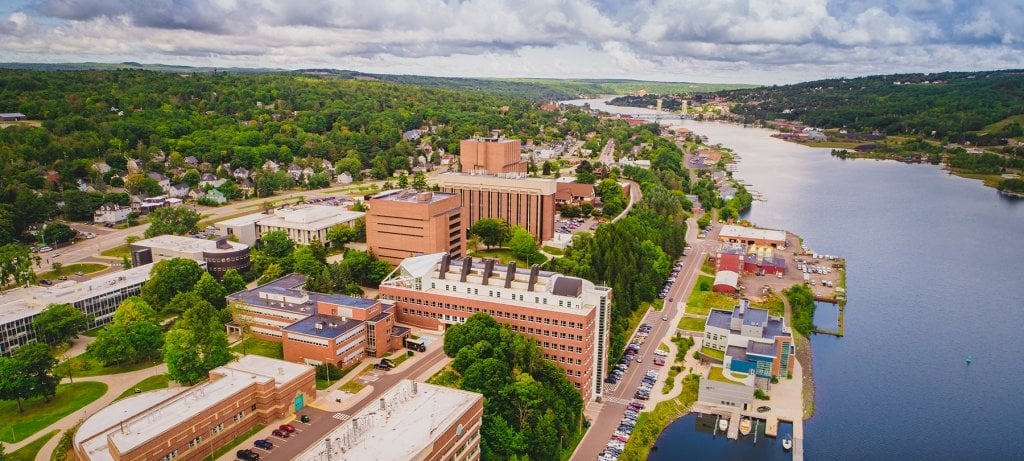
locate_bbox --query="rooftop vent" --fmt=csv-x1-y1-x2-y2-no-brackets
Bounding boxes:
504,261,517,288
481,259,495,286
460,257,473,283
527,264,540,292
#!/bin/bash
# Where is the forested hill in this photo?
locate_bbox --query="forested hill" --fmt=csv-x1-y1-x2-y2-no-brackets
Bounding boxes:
716,69,1024,140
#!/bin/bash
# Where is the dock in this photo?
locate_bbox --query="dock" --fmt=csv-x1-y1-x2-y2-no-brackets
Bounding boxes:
693,403,804,461
726,412,740,440
765,415,778,437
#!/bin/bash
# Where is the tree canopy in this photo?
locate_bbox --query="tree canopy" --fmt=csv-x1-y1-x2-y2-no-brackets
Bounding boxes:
32,304,91,345
140,258,205,311
469,218,511,249
144,206,201,238
164,301,233,385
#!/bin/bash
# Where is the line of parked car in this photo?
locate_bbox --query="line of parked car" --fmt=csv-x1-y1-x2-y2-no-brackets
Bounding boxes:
605,323,652,385
657,259,686,300
634,369,657,401
236,422,300,460
556,217,586,234
598,400,647,461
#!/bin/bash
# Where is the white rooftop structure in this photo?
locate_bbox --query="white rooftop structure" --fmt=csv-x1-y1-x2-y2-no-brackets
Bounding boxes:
719,224,787,246
132,234,248,254
0,264,154,325
293,380,481,461
212,212,266,228
257,205,365,231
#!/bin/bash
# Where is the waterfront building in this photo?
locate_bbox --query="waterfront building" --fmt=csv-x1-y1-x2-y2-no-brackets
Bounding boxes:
702,299,794,380
379,253,612,403
214,205,364,247
697,365,757,411
130,235,250,278
0,264,154,355
365,189,465,266
227,274,408,368
436,172,556,242
293,380,483,461
74,355,315,461
460,136,525,175
718,224,788,248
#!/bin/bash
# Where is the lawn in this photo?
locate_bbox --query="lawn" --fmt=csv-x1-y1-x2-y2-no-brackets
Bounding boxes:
686,286,736,317
751,293,785,317
7,430,59,461
469,248,548,266
59,349,161,378
230,337,284,360
100,243,130,258
80,325,106,337
618,375,700,461
338,364,376,393
427,366,462,388
0,381,108,443
315,363,360,390
541,245,565,255
203,424,265,461
676,316,706,332
35,263,108,281
115,375,169,401
700,346,725,361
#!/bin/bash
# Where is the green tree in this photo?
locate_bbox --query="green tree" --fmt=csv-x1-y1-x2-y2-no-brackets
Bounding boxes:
412,172,429,191
258,263,284,285
292,246,324,276
470,218,511,248
181,169,201,188
14,343,58,403
0,356,33,413
51,261,64,276
542,161,552,176
397,173,409,189
193,272,228,309
508,227,541,264
42,223,76,245
220,269,247,294
124,173,163,196
141,258,204,311
0,244,38,287
32,304,91,345
144,206,200,238
259,230,294,258
164,301,232,385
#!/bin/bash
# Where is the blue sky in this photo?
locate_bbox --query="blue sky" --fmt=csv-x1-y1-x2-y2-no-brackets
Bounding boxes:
1,0,1022,84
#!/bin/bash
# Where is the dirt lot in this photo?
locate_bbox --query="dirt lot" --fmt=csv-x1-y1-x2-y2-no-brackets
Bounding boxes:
725,231,845,302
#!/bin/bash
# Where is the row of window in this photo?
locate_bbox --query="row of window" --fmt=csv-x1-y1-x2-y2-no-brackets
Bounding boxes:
544,353,583,367
388,294,587,330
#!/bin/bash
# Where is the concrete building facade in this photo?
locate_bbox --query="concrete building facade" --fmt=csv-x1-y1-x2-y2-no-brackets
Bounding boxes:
697,365,756,411
719,225,788,248
460,136,524,175
74,356,315,461
215,206,364,247
365,189,465,266
130,235,250,278
294,380,483,461
379,253,612,403
436,173,556,242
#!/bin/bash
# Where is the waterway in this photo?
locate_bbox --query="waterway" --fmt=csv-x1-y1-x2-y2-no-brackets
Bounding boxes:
564,99,1024,459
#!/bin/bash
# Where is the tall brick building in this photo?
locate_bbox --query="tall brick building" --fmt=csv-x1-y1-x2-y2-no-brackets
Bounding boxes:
460,136,525,175
379,253,612,403
365,189,465,265
436,172,556,242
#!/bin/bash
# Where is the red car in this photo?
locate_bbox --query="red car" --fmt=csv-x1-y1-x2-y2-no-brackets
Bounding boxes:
279,424,296,433
271,429,289,438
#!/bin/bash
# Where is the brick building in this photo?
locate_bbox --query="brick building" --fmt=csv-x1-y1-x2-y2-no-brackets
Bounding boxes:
379,253,612,403
227,274,408,368
365,189,465,266
554,177,596,207
460,136,525,175
294,380,483,461
436,172,556,242
74,355,315,461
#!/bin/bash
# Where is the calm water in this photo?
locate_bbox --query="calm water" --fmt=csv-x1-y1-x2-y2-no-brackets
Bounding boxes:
565,99,1024,459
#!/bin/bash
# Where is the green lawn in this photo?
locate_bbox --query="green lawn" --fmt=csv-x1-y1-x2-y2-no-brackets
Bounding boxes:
315,362,360,390
469,248,548,266
618,375,700,461
230,337,284,360
100,243,131,258
35,263,108,282
541,245,565,255
80,325,106,337
59,349,161,378
115,375,169,401
203,424,265,461
677,316,706,332
7,430,59,461
686,288,736,317
751,293,785,317
0,381,108,443
700,346,725,361
427,366,462,388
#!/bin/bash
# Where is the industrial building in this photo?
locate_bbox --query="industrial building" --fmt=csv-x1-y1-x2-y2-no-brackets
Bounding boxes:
379,253,612,403
719,225,788,248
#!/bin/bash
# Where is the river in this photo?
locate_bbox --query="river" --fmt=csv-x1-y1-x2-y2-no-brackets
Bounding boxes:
564,99,1024,460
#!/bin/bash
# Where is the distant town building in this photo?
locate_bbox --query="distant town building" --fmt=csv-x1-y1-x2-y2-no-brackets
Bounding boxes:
718,225,788,248
94,202,132,224
365,189,465,266
436,172,556,242
293,380,483,461
130,235,251,278
74,355,315,461
0,264,155,355
379,253,612,403
460,136,525,175
0,112,27,121
215,205,364,247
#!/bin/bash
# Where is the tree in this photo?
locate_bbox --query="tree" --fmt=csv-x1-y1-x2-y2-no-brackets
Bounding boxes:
0,356,32,413
0,244,38,287
144,206,201,238
141,258,204,311
14,343,58,403
259,230,294,258
470,218,510,248
221,269,247,294
33,304,91,345
397,173,409,189
42,223,76,245
508,227,541,264
124,173,163,196
542,161,552,176
181,169,201,188
89,297,163,366
412,172,428,191
51,262,64,276
164,302,232,385
292,246,324,276
258,263,284,285
193,272,227,309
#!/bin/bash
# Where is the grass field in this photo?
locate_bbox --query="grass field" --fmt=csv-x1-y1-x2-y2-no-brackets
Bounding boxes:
983,114,1024,132
60,350,161,378
752,293,785,317
0,382,108,443
100,243,130,258
7,430,59,461
685,275,734,316
469,248,548,266
115,375,169,401
676,316,706,332
35,263,108,281
230,337,284,360
427,366,462,388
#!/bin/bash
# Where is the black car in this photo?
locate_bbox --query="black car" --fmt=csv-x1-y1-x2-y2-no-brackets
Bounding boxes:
40,279,53,286
254,438,274,449
237,449,261,461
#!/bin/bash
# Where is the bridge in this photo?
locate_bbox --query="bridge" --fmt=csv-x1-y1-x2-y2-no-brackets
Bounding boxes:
626,113,693,121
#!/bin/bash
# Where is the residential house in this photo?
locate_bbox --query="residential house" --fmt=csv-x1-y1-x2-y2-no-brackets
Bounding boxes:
168,183,190,199
554,177,596,207
204,189,227,205
301,166,315,180
188,189,206,201
199,161,213,172
147,172,171,192
337,172,354,184
93,162,111,175
262,160,280,172
94,203,132,224
199,174,226,189
320,159,334,174
287,164,303,181
183,156,199,167
233,167,250,180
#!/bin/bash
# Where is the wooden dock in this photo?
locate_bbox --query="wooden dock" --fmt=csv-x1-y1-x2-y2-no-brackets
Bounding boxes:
764,415,778,437
726,412,740,440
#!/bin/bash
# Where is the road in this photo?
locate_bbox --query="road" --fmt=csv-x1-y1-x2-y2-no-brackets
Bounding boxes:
572,218,717,460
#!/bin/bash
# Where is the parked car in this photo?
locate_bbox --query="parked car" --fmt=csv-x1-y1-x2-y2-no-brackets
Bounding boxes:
57,276,68,281
271,429,289,438
39,246,53,253
279,424,296,433
75,271,84,276
254,439,274,450
40,279,53,286
236,449,261,461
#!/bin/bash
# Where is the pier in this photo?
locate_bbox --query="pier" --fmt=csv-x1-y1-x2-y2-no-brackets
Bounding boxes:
810,299,846,337
692,403,805,460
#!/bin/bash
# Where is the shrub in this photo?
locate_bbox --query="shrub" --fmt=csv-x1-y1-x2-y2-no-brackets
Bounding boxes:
754,389,770,400
316,363,343,380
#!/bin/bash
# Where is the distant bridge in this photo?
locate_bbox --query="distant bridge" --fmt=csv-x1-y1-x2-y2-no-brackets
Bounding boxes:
623,113,693,121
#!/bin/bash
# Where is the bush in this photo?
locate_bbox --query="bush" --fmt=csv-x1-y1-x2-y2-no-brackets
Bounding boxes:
754,389,770,400
698,279,712,291
316,363,343,380
770,376,779,384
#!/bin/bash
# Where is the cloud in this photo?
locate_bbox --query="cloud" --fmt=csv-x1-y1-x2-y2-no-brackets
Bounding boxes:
0,0,1020,84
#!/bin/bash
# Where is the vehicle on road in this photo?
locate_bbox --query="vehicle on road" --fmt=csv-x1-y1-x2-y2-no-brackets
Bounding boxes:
75,271,84,276
39,246,53,252
58,276,68,280
662,315,669,321
40,279,53,285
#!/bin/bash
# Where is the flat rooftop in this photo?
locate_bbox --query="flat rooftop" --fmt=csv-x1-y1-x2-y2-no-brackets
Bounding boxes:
285,314,363,339
370,189,456,204
293,380,481,461
228,274,379,316
215,212,267,227
0,264,154,325
133,234,248,253
719,224,787,244
706,309,732,330
257,206,365,230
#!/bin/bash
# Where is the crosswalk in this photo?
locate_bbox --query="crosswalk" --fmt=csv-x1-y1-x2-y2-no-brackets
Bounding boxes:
602,396,632,405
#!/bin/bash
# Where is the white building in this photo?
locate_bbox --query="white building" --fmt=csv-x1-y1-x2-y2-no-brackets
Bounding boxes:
94,203,132,224
0,264,154,354
215,205,365,247
130,235,251,278
697,365,756,411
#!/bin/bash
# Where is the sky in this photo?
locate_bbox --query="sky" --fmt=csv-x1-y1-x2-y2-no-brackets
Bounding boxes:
0,0,1022,85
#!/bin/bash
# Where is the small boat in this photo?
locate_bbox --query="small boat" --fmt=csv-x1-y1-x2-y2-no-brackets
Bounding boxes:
739,417,752,436
718,418,729,432
782,437,793,451
966,355,972,365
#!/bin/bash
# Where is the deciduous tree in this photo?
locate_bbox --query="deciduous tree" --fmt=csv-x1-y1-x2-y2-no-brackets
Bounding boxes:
164,301,232,385
144,206,200,238
32,304,91,345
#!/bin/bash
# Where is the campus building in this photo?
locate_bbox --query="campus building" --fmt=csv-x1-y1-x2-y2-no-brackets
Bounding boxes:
365,189,465,266
460,136,525,175
74,355,315,461
0,264,154,355
214,205,365,247
227,274,408,368
719,224,788,248
379,253,612,403
702,299,794,380
130,235,250,278
697,365,757,411
294,380,483,461
554,177,596,207
436,172,556,242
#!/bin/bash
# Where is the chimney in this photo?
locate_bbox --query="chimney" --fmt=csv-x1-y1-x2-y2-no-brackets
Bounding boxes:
438,254,450,280
459,257,473,282
527,264,539,292
481,259,495,286
504,261,516,288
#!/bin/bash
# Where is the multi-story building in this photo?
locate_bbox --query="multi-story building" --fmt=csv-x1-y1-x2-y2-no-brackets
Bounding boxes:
365,189,465,266
460,136,525,175
554,177,596,207
436,172,556,242
0,264,154,355
74,355,315,461
227,274,408,368
130,235,250,278
702,299,794,380
379,253,612,403
93,202,132,224
215,205,365,247
294,380,483,461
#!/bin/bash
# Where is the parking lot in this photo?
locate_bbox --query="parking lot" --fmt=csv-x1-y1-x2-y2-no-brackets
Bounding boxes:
554,216,600,236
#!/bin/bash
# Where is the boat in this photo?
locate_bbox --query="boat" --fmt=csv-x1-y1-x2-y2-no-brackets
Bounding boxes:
782,437,793,451
718,418,729,432
966,355,972,365
739,417,752,436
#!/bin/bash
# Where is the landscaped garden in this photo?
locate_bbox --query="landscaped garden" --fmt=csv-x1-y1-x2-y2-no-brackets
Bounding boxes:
0,381,107,443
